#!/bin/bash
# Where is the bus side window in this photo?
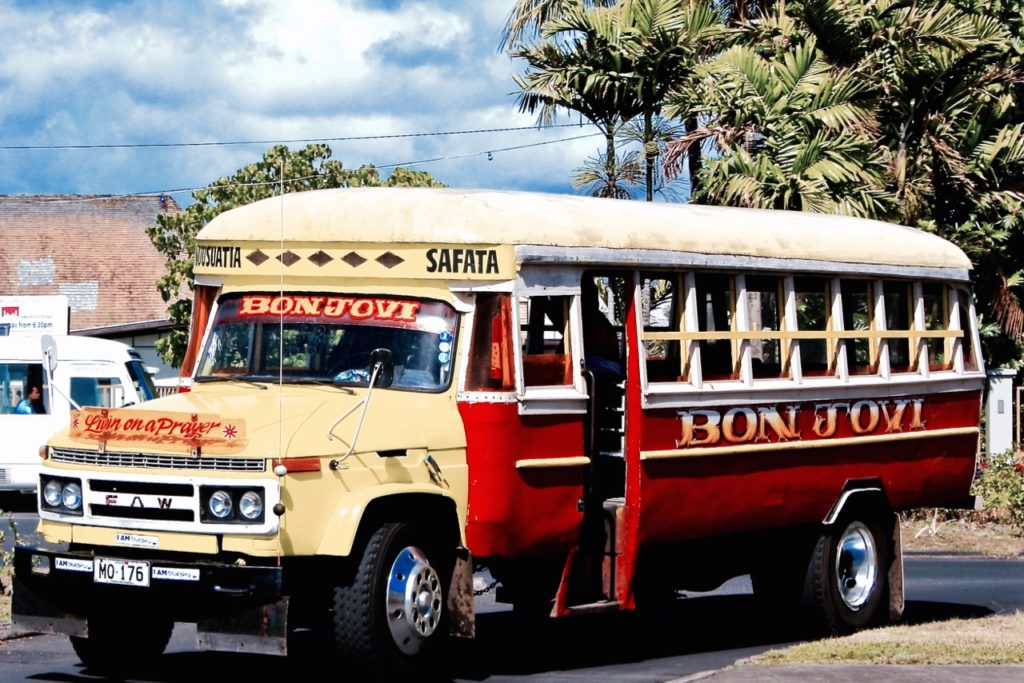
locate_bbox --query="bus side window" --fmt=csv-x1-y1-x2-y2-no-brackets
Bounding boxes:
520,295,574,387
466,293,515,391
794,277,830,376
746,275,785,379
955,288,979,372
694,273,737,381
841,279,876,375
923,282,952,371
640,274,675,381
882,280,914,373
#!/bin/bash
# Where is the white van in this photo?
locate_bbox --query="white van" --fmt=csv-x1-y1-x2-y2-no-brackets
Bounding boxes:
0,335,156,492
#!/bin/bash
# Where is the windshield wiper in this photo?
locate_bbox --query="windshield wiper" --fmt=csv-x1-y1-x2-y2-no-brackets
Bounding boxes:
194,376,269,390
286,378,355,393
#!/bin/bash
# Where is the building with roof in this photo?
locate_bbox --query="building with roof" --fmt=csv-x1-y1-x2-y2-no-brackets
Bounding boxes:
0,195,181,379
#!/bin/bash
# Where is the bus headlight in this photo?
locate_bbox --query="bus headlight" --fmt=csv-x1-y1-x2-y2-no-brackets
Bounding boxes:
208,490,234,519
62,482,83,510
43,480,63,507
239,491,263,520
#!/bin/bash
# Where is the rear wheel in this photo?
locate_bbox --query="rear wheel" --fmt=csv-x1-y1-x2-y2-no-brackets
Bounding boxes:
70,613,172,674
332,523,450,678
804,510,891,635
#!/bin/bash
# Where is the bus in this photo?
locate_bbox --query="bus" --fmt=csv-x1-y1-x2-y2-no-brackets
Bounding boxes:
13,188,983,676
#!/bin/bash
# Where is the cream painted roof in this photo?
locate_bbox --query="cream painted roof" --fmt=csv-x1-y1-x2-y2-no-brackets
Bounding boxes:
197,188,971,272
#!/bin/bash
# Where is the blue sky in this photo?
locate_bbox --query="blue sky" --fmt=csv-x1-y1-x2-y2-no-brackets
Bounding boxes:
0,0,606,202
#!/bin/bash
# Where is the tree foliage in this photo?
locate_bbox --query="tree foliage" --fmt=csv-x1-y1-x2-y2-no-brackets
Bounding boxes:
507,0,1024,363
147,144,445,367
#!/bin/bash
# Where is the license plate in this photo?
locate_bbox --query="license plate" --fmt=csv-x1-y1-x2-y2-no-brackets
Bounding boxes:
93,557,150,587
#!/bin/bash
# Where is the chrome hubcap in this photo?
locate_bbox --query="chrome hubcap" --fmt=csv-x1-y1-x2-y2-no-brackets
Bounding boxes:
385,546,443,654
835,521,878,610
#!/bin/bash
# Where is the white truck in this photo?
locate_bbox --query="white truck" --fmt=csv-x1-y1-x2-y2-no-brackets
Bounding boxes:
0,335,156,492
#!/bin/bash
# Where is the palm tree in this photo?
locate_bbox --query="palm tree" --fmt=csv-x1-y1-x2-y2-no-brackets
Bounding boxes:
665,37,889,215
788,0,1024,344
500,0,619,50
620,0,728,200
513,1,647,199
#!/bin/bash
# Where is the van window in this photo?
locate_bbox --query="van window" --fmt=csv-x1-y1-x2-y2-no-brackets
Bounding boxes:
126,360,157,402
0,363,48,415
71,377,125,409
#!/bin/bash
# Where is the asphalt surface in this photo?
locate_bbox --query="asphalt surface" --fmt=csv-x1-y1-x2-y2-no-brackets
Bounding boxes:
3,493,1024,682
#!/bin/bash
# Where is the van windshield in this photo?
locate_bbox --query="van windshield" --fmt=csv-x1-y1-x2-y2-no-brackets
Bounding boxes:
196,293,458,392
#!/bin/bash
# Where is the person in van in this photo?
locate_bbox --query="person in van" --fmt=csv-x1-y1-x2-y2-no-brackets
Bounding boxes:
14,383,44,414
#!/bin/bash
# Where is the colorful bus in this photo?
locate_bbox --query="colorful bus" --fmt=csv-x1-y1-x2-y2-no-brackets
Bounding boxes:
14,188,983,676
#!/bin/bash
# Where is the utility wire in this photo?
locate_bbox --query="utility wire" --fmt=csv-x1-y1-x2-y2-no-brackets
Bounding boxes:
10,131,604,202
0,123,588,151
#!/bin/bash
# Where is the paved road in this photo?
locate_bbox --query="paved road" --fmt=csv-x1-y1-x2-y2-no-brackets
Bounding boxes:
2,498,1022,682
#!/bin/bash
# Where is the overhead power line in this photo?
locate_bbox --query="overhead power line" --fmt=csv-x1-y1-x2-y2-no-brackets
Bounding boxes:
0,123,588,151
20,131,604,202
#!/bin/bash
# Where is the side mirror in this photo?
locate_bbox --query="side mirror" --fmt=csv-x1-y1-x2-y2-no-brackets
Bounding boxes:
41,334,58,373
368,348,394,389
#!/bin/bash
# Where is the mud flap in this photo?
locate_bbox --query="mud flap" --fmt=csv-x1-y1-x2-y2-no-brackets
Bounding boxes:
447,546,475,638
196,599,288,656
11,571,87,637
888,512,905,621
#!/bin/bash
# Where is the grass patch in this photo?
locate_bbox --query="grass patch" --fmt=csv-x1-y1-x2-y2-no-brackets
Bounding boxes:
1,564,10,625
901,516,1024,558
752,612,1024,665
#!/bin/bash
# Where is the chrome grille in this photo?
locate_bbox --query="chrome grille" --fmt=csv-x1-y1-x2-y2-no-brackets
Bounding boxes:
0,467,9,486
51,447,265,472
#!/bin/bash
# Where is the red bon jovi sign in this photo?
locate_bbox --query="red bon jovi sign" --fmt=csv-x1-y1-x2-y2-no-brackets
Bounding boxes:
69,407,246,453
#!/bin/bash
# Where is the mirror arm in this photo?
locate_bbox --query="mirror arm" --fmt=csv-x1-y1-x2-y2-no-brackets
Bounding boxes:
331,361,382,463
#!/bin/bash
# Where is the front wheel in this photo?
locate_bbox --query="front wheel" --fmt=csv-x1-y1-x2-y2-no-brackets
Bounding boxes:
70,613,173,674
332,523,450,678
805,511,891,635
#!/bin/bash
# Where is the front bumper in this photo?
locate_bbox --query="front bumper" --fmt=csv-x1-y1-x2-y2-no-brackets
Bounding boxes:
12,545,283,625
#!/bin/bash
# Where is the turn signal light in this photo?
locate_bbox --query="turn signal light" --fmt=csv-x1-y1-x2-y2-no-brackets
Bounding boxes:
272,457,322,473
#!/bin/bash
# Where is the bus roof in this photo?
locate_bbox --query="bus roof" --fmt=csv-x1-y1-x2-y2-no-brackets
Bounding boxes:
196,188,972,278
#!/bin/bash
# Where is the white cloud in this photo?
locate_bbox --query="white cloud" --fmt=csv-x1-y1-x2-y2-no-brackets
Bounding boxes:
0,0,609,198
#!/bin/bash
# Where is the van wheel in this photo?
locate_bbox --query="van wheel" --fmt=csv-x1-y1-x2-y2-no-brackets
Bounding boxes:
805,510,890,635
332,523,449,677
70,613,172,674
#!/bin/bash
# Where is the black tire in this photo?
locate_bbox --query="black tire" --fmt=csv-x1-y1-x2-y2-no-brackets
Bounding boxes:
332,523,450,678
70,613,173,674
804,509,891,635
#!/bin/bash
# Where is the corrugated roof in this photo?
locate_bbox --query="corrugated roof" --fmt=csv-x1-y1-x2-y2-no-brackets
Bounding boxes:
0,195,180,332
197,188,972,272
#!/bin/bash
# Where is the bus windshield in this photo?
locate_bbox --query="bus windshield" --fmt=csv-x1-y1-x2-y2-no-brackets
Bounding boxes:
196,293,458,392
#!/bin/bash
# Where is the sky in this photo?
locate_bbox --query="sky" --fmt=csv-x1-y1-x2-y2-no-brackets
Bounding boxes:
0,0,608,203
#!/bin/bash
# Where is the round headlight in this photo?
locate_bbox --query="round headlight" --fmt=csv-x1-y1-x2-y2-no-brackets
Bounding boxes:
43,480,62,507
239,491,263,520
208,490,233,519
62,482,83,510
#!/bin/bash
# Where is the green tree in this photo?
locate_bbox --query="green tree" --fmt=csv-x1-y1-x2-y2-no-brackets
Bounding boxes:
666,36,889,216
513,0,647,198
512,0,726,200
147,144,445,367
787,0,1024,357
